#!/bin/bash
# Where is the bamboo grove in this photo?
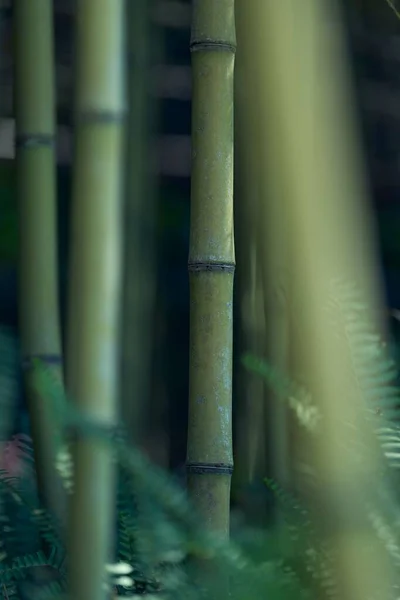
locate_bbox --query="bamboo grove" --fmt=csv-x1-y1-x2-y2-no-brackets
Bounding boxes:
6,0,400,598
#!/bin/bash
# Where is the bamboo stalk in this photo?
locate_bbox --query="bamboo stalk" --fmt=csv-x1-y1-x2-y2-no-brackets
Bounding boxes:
239,0,395,597
234,4,292,521
186,0,236,538
120,0,157,444
232,123,267,503
66,2,125,599
14,0,66,530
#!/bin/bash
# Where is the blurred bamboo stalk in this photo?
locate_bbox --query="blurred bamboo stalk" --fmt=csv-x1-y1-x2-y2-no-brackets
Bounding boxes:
14,0,66,529
234,1,292,512
238,0,395,597
232,115,268,501
233,238,266,486
66,1,125,599
120,0,157,446
186,0,235,538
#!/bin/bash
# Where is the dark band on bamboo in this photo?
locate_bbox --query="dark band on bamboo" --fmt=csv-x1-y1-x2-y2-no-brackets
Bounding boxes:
190,41,236,53
21,354,63,371
186,462,234,475
75,109,126,125
188,262,235,273
67,421,126,444
15,134,55,149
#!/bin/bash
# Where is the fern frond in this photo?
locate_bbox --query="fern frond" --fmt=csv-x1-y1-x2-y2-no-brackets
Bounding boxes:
244,280,400,598
242,355,321,433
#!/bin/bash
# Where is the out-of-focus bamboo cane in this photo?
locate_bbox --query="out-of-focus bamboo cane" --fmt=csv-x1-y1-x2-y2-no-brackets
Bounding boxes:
235,0,292,506
233,113,267,493
238,0,395,598
120,0,157,446
66,2,124,599
14,0,66,529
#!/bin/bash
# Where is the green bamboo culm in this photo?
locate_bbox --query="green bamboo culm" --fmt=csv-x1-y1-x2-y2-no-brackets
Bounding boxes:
120,0,157,444
14,0,66,529
239,0,395,597
186,0,236,539
66,2,125,599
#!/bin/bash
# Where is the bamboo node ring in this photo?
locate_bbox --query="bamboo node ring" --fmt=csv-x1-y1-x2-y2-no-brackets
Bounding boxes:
186,462,234,475
21,354,63,371
190,41,236,53
188,262,235,273
16,134,55,149
75,109,127,125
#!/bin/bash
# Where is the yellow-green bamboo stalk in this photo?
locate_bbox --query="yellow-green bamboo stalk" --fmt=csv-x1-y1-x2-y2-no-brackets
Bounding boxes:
14,0,66,529
186,0,236,538
239,0,395,598
234,8,292,514
120,0,157,444
66,2,124,599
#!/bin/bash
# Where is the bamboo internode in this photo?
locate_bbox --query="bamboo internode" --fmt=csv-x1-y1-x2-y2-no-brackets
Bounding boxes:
66,2,125,600
186,0,236,538
14,0,66,531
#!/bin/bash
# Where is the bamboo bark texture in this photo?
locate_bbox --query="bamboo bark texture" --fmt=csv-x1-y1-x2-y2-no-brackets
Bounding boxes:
186,0,236,538
14,0,66,528
66,2,124,599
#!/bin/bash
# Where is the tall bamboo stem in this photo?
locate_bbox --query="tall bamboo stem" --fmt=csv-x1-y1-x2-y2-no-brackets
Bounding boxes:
186,0,236,538
234,27,292,519
240,0,395,597
120,0,156,444
14,0,66,529
232,123,267,501
66,2,124,599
